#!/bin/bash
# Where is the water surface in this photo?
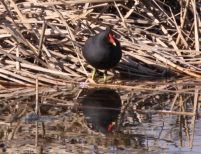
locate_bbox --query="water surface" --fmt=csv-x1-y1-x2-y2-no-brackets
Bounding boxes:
0,77,201,153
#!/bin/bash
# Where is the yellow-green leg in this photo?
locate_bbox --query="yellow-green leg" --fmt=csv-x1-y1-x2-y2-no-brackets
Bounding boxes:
92,68,96,80
104,70,107,83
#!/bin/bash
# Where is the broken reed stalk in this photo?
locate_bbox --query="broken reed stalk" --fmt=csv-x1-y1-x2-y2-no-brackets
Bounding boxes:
35,76,39,114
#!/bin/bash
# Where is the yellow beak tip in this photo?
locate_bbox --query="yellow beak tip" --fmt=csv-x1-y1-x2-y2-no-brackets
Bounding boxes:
112,122,116,125
113,43,116,46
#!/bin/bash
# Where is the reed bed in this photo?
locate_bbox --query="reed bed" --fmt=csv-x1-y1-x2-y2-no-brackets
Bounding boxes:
0,0,200,86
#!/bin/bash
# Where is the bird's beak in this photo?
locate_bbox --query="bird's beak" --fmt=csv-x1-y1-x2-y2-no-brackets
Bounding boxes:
108,122,116,132
109,33,116,46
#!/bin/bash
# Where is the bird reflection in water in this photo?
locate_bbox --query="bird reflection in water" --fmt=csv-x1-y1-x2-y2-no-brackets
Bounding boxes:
81,88,122,134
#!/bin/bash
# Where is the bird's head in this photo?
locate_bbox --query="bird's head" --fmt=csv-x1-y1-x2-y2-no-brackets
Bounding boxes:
103,28,116,46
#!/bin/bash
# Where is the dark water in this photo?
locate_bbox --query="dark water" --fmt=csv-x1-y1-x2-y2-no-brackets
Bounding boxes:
0,78,201,153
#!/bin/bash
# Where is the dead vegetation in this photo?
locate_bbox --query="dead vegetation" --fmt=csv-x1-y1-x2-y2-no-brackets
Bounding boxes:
0,0,201,86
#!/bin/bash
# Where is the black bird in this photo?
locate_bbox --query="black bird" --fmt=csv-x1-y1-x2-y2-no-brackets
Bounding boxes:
82,28,122,83
81,88,122,134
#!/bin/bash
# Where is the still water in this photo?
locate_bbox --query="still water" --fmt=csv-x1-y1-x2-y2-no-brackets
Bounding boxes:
0,78,201,153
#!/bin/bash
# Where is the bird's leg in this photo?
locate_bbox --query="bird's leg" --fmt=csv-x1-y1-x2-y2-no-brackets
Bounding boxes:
92,68,96,80
104,70,107,83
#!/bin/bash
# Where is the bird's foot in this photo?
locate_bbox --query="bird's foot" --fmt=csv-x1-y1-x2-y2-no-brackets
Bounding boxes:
92,68,96,80
104,70,107,83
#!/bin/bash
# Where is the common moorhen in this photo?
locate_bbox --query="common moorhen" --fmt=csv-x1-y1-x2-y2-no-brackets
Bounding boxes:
81,88,121,134
82,28,122,83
